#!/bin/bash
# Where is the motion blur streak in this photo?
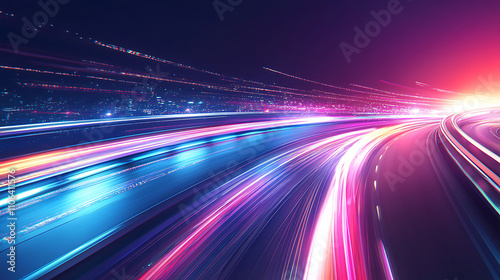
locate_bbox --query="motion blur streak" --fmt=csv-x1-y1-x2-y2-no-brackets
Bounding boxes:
1,111,500,279
0,116,336,189
138,130,370,280
305,121,436,280
440,109,500,214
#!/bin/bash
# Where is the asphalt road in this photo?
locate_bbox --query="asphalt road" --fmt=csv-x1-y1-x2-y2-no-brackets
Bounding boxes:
0,112,499,280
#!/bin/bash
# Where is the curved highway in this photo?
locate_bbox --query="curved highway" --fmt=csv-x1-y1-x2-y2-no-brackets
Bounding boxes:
0,111,499,280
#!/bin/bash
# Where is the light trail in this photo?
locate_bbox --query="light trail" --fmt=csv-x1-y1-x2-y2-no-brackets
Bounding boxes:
1,112,499,279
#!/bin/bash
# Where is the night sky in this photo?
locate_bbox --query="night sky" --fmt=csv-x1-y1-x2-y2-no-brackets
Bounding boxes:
3,3,500,279
3,0,500,91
